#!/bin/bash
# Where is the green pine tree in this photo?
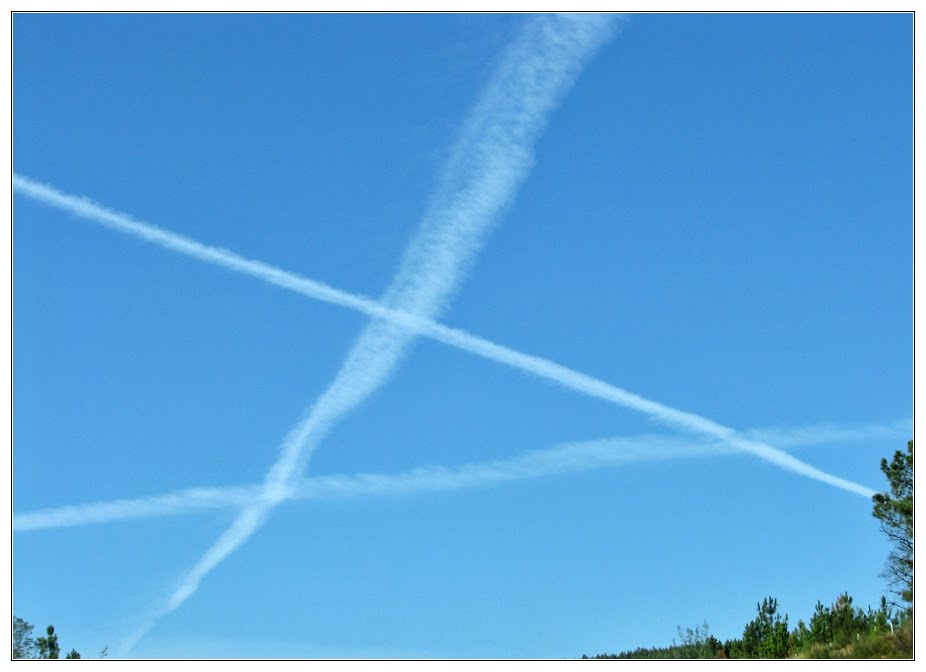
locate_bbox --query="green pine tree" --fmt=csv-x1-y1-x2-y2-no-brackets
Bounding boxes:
36,625,60,659
872,440,913,613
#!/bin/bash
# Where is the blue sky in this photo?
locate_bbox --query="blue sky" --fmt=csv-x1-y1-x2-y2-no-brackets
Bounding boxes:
12,12,911,659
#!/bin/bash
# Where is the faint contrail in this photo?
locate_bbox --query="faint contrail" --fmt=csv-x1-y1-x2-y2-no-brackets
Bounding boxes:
13,169,880,501
114,14,620,652
742,418,913,449
14,419,907,533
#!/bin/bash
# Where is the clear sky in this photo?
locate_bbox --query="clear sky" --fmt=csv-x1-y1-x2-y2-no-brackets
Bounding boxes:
12,12,912,660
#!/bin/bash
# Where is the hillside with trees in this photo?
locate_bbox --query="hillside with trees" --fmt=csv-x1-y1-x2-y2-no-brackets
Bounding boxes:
582,440,914,660
13,443,912,660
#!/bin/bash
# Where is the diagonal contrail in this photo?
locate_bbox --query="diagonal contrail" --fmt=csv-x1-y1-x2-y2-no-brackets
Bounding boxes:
12,171,879,501
14,17,873,652
14,419,907,533
13,15,882,650
103,14,621,651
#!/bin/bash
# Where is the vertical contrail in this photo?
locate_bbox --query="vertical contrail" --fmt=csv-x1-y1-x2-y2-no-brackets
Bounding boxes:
120,14,619,652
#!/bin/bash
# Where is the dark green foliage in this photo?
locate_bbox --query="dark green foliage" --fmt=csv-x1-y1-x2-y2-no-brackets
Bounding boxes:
807,600,831,644
36,625,61,659
736,597,790,658
13,616,37,659
723,635,750,659
581,439,914,660
868,595,896,635
13,617,83,659
790,592,894,654
827,594,867,647
872,440,913,612
583,594,909,660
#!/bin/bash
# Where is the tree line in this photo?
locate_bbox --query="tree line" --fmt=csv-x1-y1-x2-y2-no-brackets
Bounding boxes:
13,441,912,659
12,621,86,660
582,440,913,660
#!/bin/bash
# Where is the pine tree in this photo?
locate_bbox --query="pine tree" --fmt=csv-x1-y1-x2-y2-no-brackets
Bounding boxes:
872,440,913,613
741,597,790,658
36,625,60,659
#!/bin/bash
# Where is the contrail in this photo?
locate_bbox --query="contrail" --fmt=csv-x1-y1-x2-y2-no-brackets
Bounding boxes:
14,17,882,650
113,14,620,652
15,419,907,533
742,418,913,449
12,170,880,502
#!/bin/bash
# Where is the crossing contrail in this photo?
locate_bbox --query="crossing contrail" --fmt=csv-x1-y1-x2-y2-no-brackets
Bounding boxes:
14,419,906,533
110,13,621,651
11,171,879,501
13,14,881,650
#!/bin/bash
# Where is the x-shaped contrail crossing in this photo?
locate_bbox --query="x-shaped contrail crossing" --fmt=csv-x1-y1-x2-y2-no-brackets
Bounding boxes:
12,13,881,655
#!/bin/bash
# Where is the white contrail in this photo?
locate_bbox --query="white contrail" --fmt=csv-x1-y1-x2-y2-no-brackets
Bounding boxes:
14,419,906,533
11,172,879,503
114,14,620,652
743,418,913,449
13,170,878,501
13,168,878,504
14,484,256,532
